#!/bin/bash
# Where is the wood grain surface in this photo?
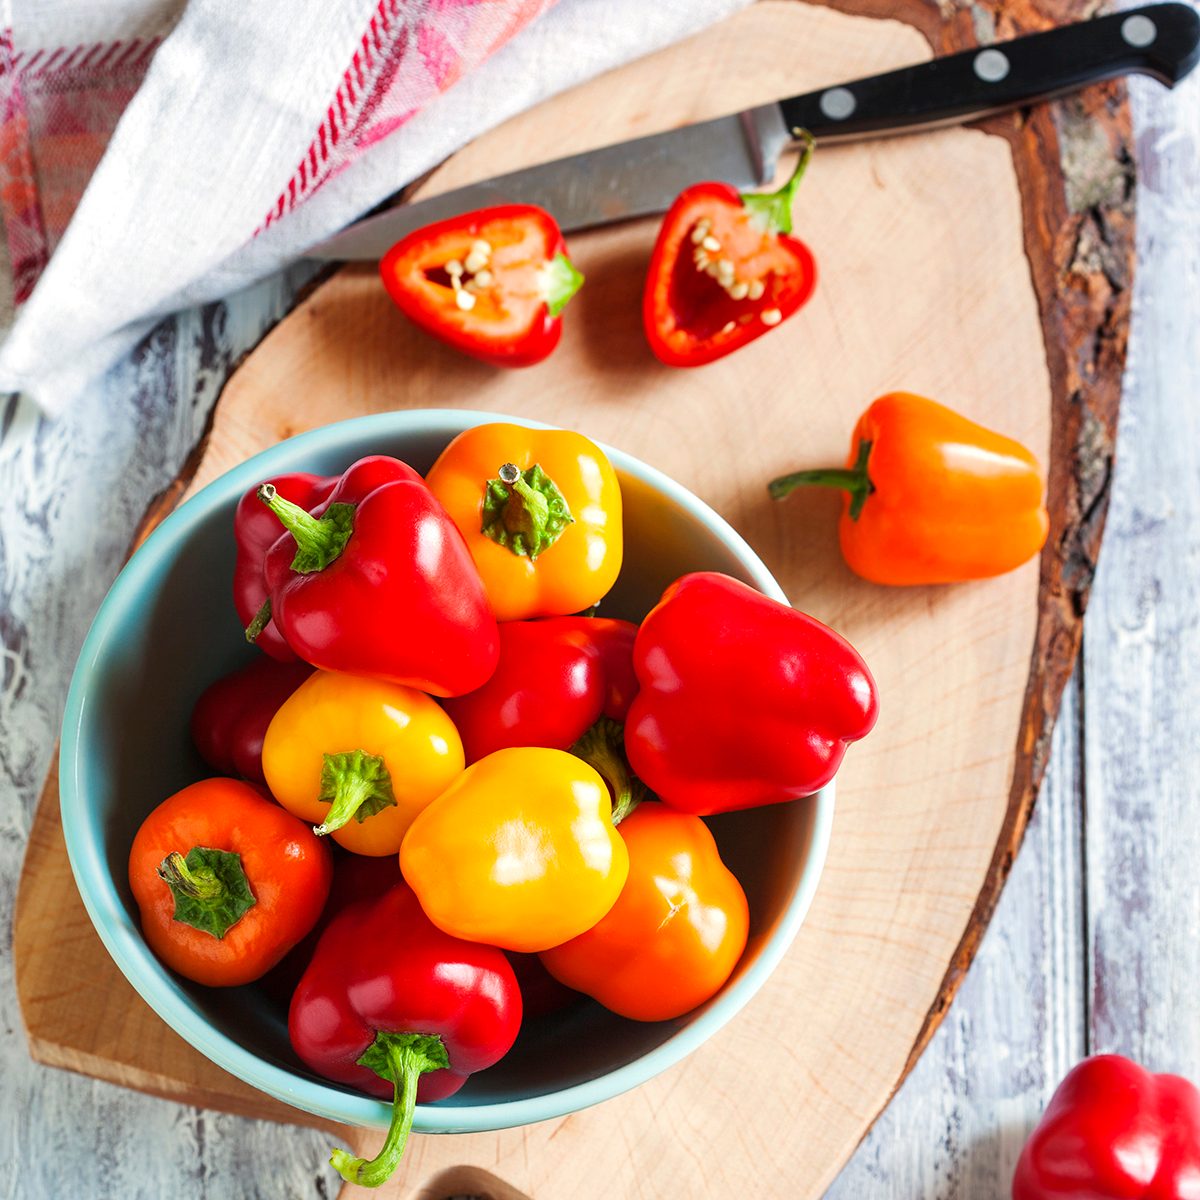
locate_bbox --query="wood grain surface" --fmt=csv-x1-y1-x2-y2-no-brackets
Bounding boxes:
10,3,1132,1198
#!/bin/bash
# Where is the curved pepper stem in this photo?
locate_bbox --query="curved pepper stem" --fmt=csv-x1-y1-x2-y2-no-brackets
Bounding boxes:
157,847,256,939
243,597,272,644
741,128,816,237
480,462,574,559
329,1031,449,1188
313,749,396,836
571,717,648,826
257,483,356,574
768,438,875,520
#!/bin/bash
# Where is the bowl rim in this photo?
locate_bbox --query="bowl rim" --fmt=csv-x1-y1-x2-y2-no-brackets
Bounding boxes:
60,408,834,1133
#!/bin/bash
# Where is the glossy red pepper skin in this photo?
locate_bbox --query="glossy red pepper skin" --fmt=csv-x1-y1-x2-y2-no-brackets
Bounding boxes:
290,884,521,1101
380,205,583,367
625,572,878,814
260,455,500,697
1013,1055,1200,1200
643,147,817,367
190,656,313,783
551,616,640,721
234,472,335,660
441,617,607,763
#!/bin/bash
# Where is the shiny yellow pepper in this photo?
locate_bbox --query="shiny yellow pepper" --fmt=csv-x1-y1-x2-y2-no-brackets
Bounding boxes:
399,746,629,952
424,422,623,621
262,670,464,857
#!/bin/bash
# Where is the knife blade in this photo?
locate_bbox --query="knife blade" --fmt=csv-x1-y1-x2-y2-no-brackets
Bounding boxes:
308,2,1200,262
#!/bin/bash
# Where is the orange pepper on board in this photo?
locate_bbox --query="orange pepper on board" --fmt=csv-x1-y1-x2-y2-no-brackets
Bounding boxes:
261,670,464,856
540,801,749,1022
424,422,622,621
769,392,1049,585
399,746,629,952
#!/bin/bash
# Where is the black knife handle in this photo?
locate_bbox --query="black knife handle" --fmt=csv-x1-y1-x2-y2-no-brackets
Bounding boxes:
779,3,1200,141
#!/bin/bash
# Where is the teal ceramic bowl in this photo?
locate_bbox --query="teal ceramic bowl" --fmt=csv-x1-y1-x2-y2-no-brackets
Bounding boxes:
60,409,833,1133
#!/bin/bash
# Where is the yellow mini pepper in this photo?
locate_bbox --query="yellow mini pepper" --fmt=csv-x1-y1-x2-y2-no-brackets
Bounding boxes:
400,746,629,952
424,422,623,621
262,670,464,857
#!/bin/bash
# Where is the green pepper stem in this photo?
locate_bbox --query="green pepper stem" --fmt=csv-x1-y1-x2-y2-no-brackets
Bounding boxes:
329,1032,448,1188
571,717,647,826
243,598,272,644
157,851,222,900
541,252,585,317
257,484,355,574
768,438,875,521
480,462,574,559
313,749,396,836
741,129,816,236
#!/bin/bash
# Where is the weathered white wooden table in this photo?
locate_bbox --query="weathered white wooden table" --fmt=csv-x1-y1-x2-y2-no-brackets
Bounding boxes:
0,61,1196,1198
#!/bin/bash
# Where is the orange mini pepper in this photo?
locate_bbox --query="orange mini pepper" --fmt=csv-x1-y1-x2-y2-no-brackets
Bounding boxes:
400,746,629,952
262,670,464,857
769,392,1049,585
128,778,332,987
540,801,749,1022
424,422,622,621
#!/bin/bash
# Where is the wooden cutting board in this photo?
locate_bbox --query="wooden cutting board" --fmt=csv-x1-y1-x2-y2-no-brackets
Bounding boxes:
15,2,1132,1197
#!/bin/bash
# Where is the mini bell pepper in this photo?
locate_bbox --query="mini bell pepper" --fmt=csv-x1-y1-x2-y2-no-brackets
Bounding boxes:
440,616,607,763
769,392,1050,585
1012,1055,1200,1199
262,669,464,856
541,801,748,1022
290,884,522,1188
643,134,817,367
625,572,878,814
400,746,629,952
234,471,335,660
380,204,584,367
255,454,499,696
128,778,332,987
551,616,640,721
425,422,623,621
190,656,313,783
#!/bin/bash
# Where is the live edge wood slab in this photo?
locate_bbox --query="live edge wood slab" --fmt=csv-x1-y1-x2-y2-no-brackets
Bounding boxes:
14,2,1132,1197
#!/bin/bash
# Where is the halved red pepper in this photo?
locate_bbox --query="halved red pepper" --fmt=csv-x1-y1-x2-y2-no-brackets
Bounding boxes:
380,205,584,367
643,135,817,367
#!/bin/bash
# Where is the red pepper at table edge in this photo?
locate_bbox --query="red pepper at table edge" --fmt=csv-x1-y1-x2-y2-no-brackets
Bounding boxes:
234,471,336,660
624,573,878,815
551,616,640,721
190,656,314,783
289,884,522,1188
441,617,607,763
258,455,500,697
1012,1055,1200,1200
380,204,584,367
643,134,817,368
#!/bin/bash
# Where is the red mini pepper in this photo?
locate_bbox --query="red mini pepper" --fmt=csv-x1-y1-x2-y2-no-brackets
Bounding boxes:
290,884,522,1188
625,572,878,814
380,205,584,367
643,135,817,367
1013,1055,1200,1200
256,455,499,697
234,471,335,659
190,656,313,783
441,616,639,762
128,778,332,987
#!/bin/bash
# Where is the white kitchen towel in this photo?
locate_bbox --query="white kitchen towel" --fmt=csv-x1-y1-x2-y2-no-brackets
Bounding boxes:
0,0,753,417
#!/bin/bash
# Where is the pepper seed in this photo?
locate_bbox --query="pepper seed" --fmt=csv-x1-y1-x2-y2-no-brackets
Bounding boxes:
760,307,782,326
456,290,476,311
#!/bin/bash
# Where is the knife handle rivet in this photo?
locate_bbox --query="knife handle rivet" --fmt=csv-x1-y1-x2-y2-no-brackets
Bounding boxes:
1121,14,1157,47
973,48,1011,83
819,87,856,121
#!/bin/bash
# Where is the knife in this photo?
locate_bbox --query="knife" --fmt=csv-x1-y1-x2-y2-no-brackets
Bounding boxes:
308,2,1200,262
